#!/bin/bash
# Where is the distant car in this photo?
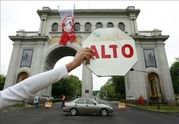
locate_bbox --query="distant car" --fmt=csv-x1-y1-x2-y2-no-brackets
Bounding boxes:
62,98,113,116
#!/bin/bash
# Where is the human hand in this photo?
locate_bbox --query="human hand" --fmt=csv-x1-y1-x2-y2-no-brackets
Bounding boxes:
74,47,94,66
66,47,94,72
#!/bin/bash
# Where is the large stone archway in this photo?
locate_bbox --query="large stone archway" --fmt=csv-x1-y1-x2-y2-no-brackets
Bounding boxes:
39,44,93,99
39,46,77,97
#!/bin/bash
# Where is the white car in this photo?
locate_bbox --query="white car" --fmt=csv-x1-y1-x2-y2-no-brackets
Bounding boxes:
62,98,114,116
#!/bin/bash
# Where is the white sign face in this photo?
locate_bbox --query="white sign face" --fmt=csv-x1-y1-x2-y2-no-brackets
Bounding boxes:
82,28,137,76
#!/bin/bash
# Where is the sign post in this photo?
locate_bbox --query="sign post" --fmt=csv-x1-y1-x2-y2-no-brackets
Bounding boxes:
82,28,137,76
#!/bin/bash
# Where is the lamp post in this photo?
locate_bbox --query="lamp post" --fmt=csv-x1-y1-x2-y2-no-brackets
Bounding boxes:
130,68,149,73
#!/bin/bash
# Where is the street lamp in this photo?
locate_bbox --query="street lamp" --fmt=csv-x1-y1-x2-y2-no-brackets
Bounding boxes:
130,68,149,73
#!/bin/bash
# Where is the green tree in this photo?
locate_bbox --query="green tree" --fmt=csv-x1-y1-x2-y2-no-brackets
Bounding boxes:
100,82,115,99
111,76,125,98
170,58,179,94
99,82,115,99
100,76,125,100
52,75,82,98
0,74,6,90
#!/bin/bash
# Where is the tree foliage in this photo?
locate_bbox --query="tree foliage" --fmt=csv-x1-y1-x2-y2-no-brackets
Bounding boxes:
100,76,125,100
52,75,82,99
112,76,125,98
170,58,179,94
0,74,6,90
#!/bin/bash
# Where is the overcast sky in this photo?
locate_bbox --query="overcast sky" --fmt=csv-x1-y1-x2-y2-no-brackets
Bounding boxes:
1,1,179,90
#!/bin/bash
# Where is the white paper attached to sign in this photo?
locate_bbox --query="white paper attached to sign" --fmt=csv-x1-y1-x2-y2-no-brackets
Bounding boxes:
82,28,137,77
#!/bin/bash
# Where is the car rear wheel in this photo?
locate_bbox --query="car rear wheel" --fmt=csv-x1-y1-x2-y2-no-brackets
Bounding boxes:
100,109,108,116
70,108,78,116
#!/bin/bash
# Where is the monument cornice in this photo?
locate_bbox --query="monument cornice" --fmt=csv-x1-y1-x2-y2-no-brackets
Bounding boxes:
37,7,140,17
9,35,49,42
130,35,169,41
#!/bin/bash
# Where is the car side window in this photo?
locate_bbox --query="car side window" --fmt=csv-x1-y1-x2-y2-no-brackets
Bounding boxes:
85,99,95,104
75,99,85,104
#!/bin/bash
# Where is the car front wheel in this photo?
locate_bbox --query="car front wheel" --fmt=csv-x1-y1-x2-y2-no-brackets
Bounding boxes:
100,109,108,116
70,108,78,116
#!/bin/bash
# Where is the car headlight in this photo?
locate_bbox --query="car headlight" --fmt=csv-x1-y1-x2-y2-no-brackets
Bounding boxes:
109,107,113,110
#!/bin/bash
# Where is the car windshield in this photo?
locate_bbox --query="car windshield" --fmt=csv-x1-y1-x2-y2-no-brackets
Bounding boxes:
71,98,101,104
93,99,101,104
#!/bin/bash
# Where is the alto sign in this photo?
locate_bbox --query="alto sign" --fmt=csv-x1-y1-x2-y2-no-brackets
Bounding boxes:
82,28,138,76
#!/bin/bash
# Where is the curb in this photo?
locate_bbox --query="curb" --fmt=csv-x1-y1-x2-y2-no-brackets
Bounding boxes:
126,103,179,113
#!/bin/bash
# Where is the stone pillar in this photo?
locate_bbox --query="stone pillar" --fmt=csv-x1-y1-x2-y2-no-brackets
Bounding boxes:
130,17,135,34
103,24,107,28
81,24,84,32
133,18,138,34
42,19,46,35
125,72,135,101
31,41,48,97
82,65,93,98
126,41,148,104
31,41,45,75
91,25,96,31
38,19,44,34
155,41,176,105
4,42,21,89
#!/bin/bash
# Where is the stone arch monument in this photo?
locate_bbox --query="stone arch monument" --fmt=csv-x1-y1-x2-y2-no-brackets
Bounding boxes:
4,6,176,105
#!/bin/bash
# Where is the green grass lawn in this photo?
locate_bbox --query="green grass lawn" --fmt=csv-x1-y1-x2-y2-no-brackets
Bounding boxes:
136,105,179,112
10,104,27,109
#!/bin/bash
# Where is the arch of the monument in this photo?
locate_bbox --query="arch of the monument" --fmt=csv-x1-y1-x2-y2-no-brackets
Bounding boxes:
45,46,77,71
40,46,76,97
39,43,93,98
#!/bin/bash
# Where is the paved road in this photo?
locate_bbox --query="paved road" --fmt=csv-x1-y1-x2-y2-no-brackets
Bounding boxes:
1,101,179,124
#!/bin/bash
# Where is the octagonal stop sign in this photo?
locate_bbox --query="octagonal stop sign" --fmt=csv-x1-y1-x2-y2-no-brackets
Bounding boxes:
82,28,138,76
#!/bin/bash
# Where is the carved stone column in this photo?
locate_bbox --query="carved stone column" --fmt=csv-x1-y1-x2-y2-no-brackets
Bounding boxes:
4,42,21,89
82,65,93,98
130,17,135,34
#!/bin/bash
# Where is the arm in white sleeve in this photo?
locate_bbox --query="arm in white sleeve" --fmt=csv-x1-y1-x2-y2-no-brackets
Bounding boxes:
0,64,69,111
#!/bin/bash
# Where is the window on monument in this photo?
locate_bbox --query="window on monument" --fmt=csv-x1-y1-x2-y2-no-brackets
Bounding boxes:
107,22,114,28
85,22,91,31
52,23,58,32
75,22,80,31
96,22,103,28
118,22,125,31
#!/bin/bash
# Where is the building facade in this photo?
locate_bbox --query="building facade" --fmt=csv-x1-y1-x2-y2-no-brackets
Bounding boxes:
4,6,176,105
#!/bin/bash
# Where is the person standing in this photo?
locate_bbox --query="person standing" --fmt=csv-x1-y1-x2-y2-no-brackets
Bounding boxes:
34,96,39,108
61,95,66,108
